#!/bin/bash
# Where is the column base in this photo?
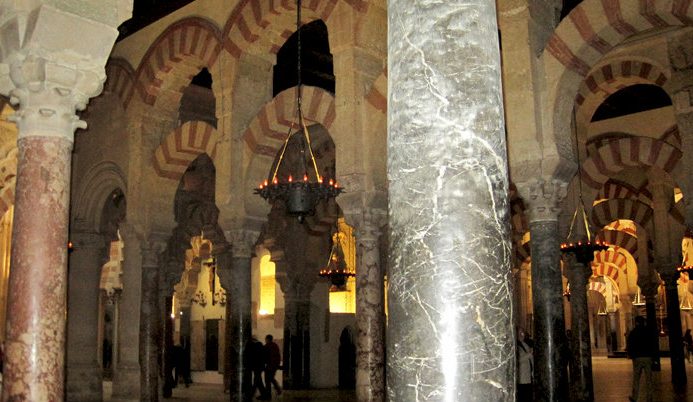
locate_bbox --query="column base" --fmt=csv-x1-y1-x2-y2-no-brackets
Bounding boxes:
66,363,103,402
112,364,141,400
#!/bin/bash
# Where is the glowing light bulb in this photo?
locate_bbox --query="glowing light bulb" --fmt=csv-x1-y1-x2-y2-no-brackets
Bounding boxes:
288,175,293,183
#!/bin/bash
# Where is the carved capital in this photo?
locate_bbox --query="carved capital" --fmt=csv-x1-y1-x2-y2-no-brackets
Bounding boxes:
0,4,131,141
517,178,567,223
227,229,259,259
346,208,386,243
141,235,167,268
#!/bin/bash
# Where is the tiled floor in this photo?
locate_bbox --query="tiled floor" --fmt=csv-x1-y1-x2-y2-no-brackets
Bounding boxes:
105,358,693,401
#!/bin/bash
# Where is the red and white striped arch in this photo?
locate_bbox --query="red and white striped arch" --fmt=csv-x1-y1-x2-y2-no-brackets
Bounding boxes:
366,68,387,113
541,0,692,179
587,280,607,297
242,86,336,158
591,198,653,230
593,249,627,269
592,262,621,283
153,121,220,181
135,18,223,107
581,136,681,190
575,59,669,115
223,0,367,60
595,228,638,260
546,1,692,78
104,58,136,110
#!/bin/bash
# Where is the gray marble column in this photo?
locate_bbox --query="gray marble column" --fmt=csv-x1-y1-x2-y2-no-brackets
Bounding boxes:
112,225,143,399
387,1,513,400
564,256,594,402
66,231,106,401
520,179,569,402
661,271,687,389
351,210,386,402
282,290,311,390
139,240,164,402
222,230,255,401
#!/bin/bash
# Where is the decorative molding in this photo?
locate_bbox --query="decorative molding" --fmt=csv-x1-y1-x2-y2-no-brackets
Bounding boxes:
517,178,568,223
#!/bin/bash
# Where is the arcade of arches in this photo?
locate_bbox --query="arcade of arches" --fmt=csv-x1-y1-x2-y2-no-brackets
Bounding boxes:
0,0,692,401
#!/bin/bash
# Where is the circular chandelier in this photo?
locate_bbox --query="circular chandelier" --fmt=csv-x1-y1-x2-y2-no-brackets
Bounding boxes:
319,230,354,292
254,0,343,222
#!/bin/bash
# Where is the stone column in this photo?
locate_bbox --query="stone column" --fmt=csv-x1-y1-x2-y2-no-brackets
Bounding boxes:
221,230,254,401
112,225,143,399
606,311,618,354
0,4,130,400
564,256,594,402
347,210,386,402
66,231,106,401
520,179,569,402
642,284,661,371
387,1,514,400
661,271,687,389
282,290,311,390
139,239,164,401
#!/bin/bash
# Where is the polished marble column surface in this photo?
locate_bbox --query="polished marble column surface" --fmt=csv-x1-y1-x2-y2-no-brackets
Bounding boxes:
387,1,513,400
565,258,594,402
529,219,569,401
2,137,72,402
224,251,252,401
354,212,385,402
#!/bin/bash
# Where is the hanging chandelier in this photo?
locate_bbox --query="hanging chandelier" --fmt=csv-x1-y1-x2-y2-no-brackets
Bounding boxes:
560,120,608,264
254,0,342,222
319,230,355,292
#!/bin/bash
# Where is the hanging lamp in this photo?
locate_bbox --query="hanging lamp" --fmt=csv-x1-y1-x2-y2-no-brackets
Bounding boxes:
254,0,342,222
560,116,608,263
319,229,355,292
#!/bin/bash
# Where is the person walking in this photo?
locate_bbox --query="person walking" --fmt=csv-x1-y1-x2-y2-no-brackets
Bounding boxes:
683,329,693,363
260,334,282,399
627,316,654,402
243,336,267,401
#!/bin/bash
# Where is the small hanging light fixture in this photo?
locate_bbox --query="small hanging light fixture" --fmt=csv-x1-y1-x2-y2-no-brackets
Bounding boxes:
319,229,355,292
254,0,342,222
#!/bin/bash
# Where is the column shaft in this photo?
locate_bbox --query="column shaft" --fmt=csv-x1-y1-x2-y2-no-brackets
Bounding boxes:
355,215,384,402
644,295,661,371
663,279,687,389
530,220,569,401
227,254,251,401
387,1,513,400
2,137,72,401
139,244,161,402
66,232,105,401
283,296,311,389
565,260,594,402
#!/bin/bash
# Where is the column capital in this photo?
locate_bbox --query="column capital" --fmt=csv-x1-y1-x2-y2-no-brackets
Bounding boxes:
226,229,259,259
345,208,386,242
517,178,568,223
659,270,681,289
0,3,131,141
141,235,167,268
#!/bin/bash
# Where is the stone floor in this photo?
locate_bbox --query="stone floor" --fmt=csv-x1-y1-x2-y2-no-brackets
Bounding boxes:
104,357,693,401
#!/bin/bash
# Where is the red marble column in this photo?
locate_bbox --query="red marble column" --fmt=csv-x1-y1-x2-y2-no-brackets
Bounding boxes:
2,136,73,401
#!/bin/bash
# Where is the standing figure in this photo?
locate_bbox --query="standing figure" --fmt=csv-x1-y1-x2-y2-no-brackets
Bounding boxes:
261,334,282,399
627,316,654,402
516,328,533,402
683,329,693,363
243,336,267,400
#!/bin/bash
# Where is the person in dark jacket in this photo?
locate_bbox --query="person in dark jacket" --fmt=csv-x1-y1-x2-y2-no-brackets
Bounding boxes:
261,334,282,399
243,336,267,400
627,316,654,402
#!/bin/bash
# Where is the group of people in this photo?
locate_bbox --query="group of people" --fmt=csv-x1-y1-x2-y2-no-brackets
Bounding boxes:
244,334,282,400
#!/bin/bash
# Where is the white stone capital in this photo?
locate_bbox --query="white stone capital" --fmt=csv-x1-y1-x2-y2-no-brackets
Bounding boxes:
517,178,568,223
346,208,386,243
0,3,132,141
